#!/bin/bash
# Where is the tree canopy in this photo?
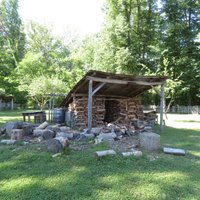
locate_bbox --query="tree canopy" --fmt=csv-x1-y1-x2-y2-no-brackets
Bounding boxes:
0,0,199,107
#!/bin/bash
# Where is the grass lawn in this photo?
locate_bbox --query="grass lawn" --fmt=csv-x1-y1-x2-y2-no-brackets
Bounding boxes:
0,111,200,200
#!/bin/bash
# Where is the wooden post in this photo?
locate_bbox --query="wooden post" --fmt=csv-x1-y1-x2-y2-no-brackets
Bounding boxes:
160,82,165,130
88,80,93,133
11,98,14,110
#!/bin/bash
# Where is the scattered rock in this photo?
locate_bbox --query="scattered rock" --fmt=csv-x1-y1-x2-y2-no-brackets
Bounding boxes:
163,147,186,156
55,137,70,148
23,141,29,145
95,138,103,144
36,121,48,130
56,132,73,140
11,129,23,140
52,153,62,158
59,126,70,132
33,129,44,137
42,130,55,140
122,150,143,157
91,127,102,135
97,132,117,142
47,139,63,153
33,129,55,140
0,139,16,145
21,124,33,135
95,150,116,157
0,127,6,135
139,132,160,151
5,121,22,137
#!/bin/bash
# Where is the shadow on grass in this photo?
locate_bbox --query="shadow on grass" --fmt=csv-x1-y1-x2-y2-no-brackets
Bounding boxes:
0,125,200,199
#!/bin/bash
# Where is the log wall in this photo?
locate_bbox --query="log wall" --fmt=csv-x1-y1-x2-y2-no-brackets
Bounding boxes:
68,96,144,127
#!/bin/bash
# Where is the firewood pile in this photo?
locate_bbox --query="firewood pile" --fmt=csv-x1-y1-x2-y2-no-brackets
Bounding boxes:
69,97,106,127
68,97,144,128
143,110,158,126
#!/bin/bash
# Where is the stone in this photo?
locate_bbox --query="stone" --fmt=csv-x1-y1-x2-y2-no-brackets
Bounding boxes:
84,133,95,139
95,150,117,157
47,139,63,153
91,127,102,135
52,153,62,158
42,130,55,140
139,132,160,151
0,139,16,145
5,121,22,137
33,129,55,140
122,151,143,157
33,129,44,137
59,126,70,132
36,121,48,130
163,147,186,156
55,137,70,148
11,129,23,140
21,124,33,135
56,132,73,140
0,127,6,135
97,132,117,142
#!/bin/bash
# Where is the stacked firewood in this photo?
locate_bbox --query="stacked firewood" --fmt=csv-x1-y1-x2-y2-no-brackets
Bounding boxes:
69,97,106,127
68,97,144,127
116,99,144,124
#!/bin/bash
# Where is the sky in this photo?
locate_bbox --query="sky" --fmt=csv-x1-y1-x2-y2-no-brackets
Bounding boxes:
18,0,105,37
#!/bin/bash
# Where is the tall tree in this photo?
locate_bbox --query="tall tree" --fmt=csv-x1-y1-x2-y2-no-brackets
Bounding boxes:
160,0,200,105
0,0,25,97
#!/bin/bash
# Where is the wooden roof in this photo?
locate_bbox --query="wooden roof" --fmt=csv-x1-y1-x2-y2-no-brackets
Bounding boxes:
61,70,167,107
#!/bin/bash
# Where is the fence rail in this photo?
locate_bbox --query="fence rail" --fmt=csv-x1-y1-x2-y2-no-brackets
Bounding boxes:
143,105,200,114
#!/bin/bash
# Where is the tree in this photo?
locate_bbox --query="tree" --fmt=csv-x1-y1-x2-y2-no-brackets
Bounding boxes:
27,76,66,110
0,0,25,97
160,0,200,105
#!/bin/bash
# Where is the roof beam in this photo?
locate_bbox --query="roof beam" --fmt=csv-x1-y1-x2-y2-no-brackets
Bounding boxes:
86,76,164,86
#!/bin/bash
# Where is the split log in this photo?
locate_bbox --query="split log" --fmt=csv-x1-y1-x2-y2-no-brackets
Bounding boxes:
37,121,48,129
0,139,16,145
163,147,186,156
122,151,143,157
11,129,23,140
95,150,116,157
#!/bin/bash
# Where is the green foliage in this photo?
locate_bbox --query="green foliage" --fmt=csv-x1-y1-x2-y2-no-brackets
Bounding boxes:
0,0,25,100
26,76,66,110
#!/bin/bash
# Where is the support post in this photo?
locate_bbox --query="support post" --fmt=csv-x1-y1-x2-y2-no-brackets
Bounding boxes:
88,80,93,133
160,82,165,130
11,98,14,110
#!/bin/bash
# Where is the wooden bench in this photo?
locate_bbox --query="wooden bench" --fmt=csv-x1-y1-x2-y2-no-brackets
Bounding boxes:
22,111,46,123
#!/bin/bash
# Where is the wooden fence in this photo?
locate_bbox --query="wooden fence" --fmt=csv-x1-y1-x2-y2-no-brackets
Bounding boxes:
144,105,200,114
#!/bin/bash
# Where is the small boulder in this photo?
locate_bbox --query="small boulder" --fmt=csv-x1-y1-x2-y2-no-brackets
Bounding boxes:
42,130,55,140
33,129,55,140
55,137,70,148
36,121,48,130
0,139,16,145
11,129,23,140
139,132,160,151
5,121,22,137
56,132,73,140
59,126,70,132
91,127,102,135
97,132,117,142
21,124,33,135
47,139,63,153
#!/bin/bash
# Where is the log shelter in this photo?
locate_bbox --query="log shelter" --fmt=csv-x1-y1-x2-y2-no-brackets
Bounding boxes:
61,70,167,131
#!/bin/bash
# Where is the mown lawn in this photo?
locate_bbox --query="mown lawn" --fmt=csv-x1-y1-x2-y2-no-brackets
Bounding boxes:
0,111,200,200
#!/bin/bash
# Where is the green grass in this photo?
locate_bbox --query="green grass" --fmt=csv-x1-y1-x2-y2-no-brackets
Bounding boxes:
0,111,200,199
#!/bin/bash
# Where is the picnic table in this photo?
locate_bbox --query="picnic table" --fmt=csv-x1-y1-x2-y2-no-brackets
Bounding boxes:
22,111,46,123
